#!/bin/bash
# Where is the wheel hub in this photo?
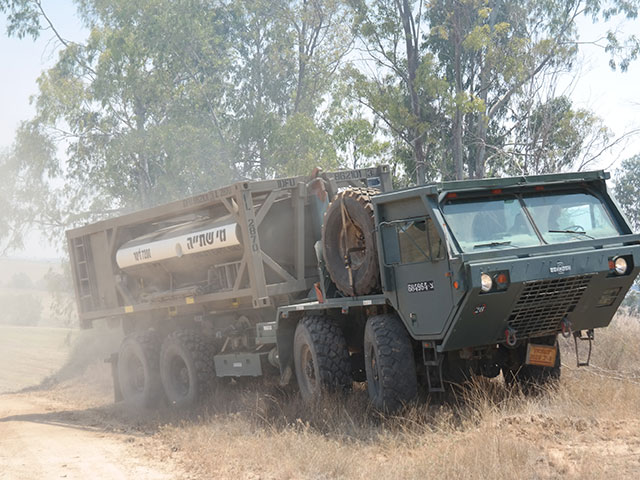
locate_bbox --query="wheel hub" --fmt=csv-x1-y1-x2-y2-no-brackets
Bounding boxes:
169,356,190,397
126,355,145,394
301,345,317,392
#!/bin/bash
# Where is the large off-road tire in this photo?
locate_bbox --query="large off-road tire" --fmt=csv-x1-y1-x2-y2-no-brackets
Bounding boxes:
159,330,217,408
293,315,352,401
503,334,561,392
364,314,418,412
322,187,380,296
117,331,162,408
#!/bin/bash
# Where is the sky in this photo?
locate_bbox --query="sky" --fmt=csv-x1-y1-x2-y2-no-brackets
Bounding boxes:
0,2,86,148
565,15,640,170
0,2,639,259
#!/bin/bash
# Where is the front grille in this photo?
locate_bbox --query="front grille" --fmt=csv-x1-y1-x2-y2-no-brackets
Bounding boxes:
504,274,593,339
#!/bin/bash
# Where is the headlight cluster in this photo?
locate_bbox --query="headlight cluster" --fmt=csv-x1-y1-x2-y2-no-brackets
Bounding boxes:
614,257,627,275
609,256,632,276
480,271,510,293
480,273,493,292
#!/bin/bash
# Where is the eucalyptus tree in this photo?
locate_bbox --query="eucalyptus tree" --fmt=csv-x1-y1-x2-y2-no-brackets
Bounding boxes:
615,154,640,232
228,0,353,178
346,0,451,184
0,0,354,250
347,0,640,180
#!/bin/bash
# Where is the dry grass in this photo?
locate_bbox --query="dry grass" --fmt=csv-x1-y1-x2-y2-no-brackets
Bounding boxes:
0,325,77,393
0,321,121,394
153,375,640,479
9,312,640,479
148,312,640,479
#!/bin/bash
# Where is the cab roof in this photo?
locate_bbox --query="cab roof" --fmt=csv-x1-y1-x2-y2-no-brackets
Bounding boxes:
374,170,610,204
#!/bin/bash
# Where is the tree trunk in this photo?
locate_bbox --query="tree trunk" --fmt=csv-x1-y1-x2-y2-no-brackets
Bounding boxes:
397,0,425,184
473,3,497,179
452,3,464,180
134,98,151,207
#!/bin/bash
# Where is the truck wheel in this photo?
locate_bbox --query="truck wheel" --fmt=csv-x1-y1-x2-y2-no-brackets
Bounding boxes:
117,331,162,408
323,187,380,296
293,315,352,400
364,314,418,412
160,330,217,408
503,335,561,392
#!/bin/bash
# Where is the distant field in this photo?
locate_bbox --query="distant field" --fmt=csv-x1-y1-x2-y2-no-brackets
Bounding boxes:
0,257,62,285
0,325,78,393
0,257,75,327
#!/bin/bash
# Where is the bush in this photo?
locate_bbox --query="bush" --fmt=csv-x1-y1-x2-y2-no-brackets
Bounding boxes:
8,272,34,289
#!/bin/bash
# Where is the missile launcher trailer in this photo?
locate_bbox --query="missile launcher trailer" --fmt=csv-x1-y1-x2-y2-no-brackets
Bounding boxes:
67,167,640,411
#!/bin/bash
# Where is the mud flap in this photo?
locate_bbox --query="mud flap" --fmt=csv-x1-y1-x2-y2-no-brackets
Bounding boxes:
573,329,594,367
279,363,293,387
106,353,123,402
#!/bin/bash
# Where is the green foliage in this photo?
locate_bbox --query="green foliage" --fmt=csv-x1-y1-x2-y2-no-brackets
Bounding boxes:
614,154,640,232
0,0,42,39
1,0,358,249
346,0,452,182
225,0,352,178
501,96,612,175
268,113,339,177
345,0,640,180
332,116,390,170
1,0,640,253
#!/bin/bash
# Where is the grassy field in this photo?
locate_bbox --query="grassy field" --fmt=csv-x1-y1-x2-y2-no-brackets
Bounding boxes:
3,313,640,478
150,313,640,479
0,325,78,393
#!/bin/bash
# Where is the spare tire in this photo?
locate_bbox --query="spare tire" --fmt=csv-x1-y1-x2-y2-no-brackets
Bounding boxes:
322,187,380,296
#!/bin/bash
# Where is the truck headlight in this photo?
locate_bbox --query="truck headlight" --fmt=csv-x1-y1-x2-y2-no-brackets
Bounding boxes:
480,273,493,292
614,257,628,275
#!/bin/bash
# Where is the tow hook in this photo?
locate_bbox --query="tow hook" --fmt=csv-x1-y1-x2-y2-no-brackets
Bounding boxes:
561,317,572,338
505,326,517,347
105,353,122,403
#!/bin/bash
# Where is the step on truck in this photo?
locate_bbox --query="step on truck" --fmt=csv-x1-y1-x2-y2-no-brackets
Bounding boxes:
67,166,640,411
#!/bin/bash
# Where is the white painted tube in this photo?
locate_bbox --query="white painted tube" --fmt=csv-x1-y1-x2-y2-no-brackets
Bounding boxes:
116,223,240,269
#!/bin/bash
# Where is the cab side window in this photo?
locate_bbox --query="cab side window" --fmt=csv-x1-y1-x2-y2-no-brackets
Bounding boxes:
396,217,445,264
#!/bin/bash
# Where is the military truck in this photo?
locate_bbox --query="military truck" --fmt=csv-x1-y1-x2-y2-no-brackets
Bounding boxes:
67,166,640,411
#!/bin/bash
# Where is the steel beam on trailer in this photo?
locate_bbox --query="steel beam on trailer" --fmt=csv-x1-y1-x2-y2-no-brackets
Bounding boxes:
69,165,394,322
236,184,271,308
67,166,391,237
294,182,306,281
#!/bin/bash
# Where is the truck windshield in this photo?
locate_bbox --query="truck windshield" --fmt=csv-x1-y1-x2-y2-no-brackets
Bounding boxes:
442,196,540,252
442,191,620,252
522,192,620,243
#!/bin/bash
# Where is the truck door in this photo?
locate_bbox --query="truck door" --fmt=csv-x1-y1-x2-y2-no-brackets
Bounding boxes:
383,216,453,336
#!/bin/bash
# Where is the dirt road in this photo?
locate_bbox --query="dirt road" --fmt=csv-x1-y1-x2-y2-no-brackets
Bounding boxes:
0,391,183,480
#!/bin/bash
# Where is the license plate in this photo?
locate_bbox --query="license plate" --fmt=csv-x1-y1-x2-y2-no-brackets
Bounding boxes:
526,343,557,367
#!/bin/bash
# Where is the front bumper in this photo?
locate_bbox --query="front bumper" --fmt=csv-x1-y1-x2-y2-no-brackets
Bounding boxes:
441,242,640,351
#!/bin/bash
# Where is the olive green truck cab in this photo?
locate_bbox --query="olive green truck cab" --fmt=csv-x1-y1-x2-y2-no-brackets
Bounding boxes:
67,167,640,411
